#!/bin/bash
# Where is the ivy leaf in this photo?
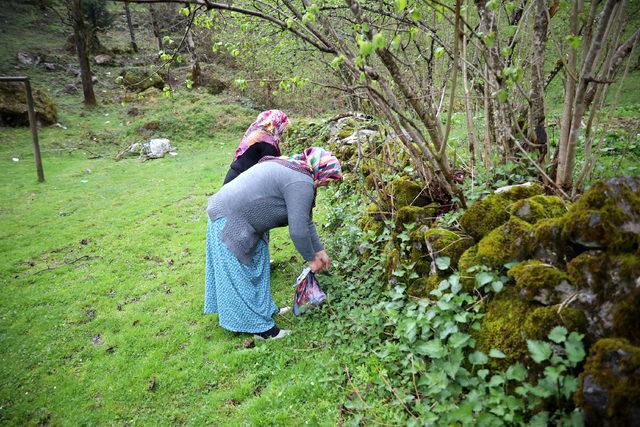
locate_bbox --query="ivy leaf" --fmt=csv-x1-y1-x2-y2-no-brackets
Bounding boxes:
416,339,446,358
527,340,552,363
548,326,568,343
435,256,451,270
395,0,407,13
449,274,461,294
449,332,471,349
489,349,506,359
565,332,586,365
469,351,488,365
529,412,549,427
475,271,493,287
506,363,527,381
491,280,504,293
561,376,580,399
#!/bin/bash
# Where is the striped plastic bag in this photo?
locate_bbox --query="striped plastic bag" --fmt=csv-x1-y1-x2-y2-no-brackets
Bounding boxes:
293,267,326,316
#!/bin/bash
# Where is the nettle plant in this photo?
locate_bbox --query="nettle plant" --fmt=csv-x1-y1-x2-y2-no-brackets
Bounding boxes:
321,195,586,424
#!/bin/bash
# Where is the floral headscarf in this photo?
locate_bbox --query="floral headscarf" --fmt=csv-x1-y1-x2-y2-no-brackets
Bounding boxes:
234,110,289,160
285,147,343,186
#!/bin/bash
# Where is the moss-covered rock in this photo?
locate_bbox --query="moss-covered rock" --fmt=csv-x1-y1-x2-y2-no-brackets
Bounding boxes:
395,204,438,231
458,244,481,289
407,275,441,298
522,305,587,340
531,217,576,267
0,82,57,126
476,291,587,368
120,67,165,91
386,176,430,209
460,182,544,240
476,217,534,269
562,177,640,252
567,250,640,341
508,260,569,304
409,227,474,273
508,195,568,224
474,290,531,367
612,287,640,344
575,338,640,425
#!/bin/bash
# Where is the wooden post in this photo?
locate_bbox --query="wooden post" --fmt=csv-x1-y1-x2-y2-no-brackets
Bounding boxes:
0,76,45,182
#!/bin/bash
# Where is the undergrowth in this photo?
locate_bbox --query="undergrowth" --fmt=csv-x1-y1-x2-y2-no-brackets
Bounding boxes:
317,179,587,425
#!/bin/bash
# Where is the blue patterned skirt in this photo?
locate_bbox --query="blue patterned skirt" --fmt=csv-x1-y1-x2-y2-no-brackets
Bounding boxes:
204,217,277,333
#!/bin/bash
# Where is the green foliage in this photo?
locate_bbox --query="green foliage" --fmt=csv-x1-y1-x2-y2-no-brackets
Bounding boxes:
319,195,587,423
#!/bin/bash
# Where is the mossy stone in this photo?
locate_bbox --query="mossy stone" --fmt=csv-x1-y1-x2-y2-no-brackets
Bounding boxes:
575,338,640,425
531,217,575,266
410,227,474,272
120,68,165,91
0,82,57,126
476,217,534,269
566,250,640,341
522,305,587,340
360,203,384,234
407,275,441,298
387,176,429,208
562,177,640,252
474,290,531,367
508,195,568,224
508,260,569,304
612,287,640,345
460,182,544,240
458,245,481,289
395,204,438,231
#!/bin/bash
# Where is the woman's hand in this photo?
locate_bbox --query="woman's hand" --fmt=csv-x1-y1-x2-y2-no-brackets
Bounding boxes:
309,250,330,273
317,250,330,271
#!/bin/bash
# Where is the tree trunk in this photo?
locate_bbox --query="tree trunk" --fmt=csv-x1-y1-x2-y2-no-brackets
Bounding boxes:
554,0,581,183
461,2,477,172
149,4,163,51
186,30,201,88
70,0,97,106
557,0,620,190
124,1,138,53
529,0,550,163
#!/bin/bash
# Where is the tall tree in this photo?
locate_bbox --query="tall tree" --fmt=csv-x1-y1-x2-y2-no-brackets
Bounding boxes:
69,0,97,106
124,1,138,52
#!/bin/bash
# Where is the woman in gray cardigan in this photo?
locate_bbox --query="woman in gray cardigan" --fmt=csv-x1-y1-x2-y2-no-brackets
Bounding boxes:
204,147,343,339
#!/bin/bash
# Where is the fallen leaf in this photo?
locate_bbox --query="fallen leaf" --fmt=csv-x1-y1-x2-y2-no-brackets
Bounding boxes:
243,339,255,349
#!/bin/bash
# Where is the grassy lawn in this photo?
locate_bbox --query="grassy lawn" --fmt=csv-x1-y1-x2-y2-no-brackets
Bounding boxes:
0,101,345,425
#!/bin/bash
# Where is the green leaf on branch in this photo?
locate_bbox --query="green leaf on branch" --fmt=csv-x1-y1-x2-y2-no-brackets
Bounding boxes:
391,34,401,50
372,33,386,50
395,0,407,13
434,46,445,59
527,340,552,363
565,332,586,365
566,35,581,50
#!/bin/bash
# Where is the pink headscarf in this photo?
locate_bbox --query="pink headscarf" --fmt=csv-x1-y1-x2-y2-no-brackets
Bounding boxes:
234,110,289,160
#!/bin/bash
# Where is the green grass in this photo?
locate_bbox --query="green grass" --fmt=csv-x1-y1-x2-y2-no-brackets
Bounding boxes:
0,98,347,425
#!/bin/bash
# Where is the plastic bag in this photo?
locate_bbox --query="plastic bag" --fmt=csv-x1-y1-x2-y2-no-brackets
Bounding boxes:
293,267,326,316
